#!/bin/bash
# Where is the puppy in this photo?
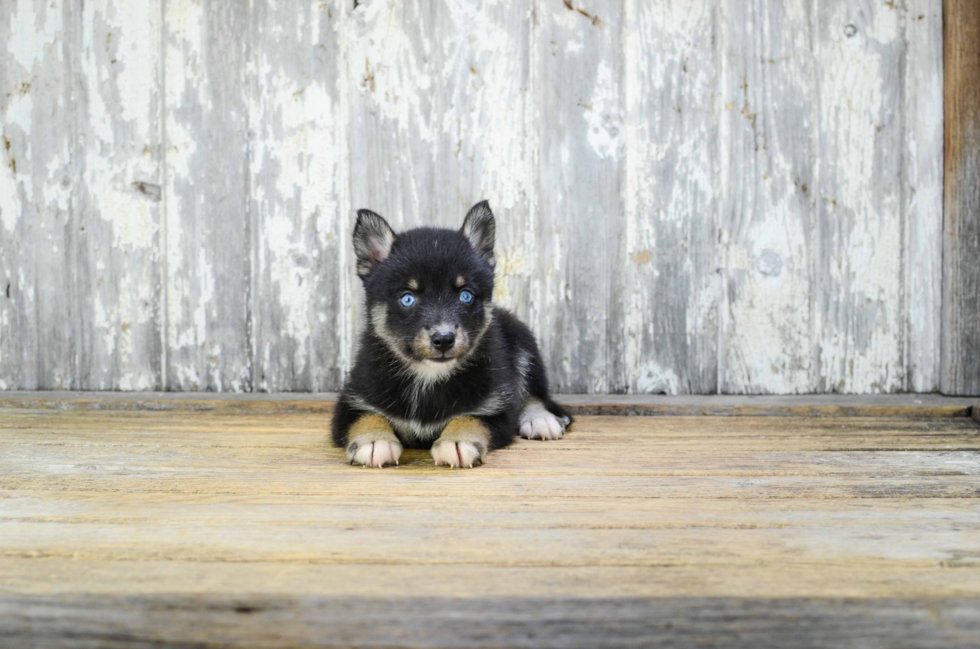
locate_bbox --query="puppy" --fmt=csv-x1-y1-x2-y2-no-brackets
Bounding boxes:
332,201,572,468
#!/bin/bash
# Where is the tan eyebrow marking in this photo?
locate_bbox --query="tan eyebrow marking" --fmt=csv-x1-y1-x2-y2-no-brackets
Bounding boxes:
455,275,466,288
407,279,419,290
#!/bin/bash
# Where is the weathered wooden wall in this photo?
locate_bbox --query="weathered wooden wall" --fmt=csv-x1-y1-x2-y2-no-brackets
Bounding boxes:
0,0,961,394
942,0,980,396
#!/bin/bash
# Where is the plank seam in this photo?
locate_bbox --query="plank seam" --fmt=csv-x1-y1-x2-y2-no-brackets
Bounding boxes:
159,0,169,391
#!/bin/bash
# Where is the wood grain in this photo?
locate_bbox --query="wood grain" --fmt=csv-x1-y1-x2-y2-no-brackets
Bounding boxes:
74,0,164,390
536,0,625,393
814,0,906,393
0,0,75,389
906,0,944,393
3,594,979,649
163,0,251,391
1,408,979,645
0,392,976,418
943,0,980,395
623,0,719,395
248,0,348,392
719,0,814,394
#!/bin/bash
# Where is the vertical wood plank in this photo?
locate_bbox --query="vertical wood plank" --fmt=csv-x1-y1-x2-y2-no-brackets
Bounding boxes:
813,0,905,393
452,2,536,325
0,0,75,389
249,0,347,392
718,0,815,394
536,0,625,393
942,0,980,395
346,0,536,327
346,1,441,232
623,0,719,394
163,0,251,391
74,0,163,390
904,0,943,393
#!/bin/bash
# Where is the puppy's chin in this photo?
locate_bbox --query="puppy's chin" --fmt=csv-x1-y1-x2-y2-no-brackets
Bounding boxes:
412,357,460,381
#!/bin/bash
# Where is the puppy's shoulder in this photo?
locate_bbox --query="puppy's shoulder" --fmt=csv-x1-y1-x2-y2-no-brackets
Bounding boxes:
490,306,537,351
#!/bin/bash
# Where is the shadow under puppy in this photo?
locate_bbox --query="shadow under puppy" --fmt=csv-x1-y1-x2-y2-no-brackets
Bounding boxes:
332,201,572,468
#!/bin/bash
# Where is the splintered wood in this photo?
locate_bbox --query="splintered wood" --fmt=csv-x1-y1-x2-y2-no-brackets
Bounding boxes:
1,408,979,647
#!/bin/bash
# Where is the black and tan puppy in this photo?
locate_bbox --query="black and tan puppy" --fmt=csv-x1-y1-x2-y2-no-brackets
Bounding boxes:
332,201,572,468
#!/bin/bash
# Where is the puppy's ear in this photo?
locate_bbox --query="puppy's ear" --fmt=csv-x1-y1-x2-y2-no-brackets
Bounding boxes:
353,209,396,277
461,201,495,267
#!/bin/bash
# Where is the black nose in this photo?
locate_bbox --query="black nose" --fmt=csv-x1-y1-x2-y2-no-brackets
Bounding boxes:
430,330,456,352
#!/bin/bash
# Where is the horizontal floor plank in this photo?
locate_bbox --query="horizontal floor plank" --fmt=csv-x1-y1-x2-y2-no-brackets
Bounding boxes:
2,406,979,646
2,594,979,649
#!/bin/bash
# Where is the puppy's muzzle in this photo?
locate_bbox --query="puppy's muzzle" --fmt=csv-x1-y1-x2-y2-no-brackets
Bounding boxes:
430,330,456,353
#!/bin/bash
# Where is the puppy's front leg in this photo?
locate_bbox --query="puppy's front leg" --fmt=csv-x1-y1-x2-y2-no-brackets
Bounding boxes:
346,413,403,468
431,416,490,469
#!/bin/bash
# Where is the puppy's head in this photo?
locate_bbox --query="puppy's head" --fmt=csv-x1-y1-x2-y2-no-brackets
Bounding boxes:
354,201,496,376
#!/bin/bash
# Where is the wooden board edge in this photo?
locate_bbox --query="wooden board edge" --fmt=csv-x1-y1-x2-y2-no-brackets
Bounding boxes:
562,404,973,419
0,393,974,418
2,594,979,649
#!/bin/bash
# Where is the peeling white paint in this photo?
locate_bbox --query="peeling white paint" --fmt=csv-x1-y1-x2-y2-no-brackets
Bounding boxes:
7,0,63,70
904,0,943,392
348,1,434,144
584,61,623,160
1,93,34,233
717,0,816,394
636,362,682,394
0,0,949,393
815,0,905,393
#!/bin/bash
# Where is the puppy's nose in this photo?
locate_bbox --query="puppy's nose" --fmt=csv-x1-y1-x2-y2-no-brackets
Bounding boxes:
430,330,456,353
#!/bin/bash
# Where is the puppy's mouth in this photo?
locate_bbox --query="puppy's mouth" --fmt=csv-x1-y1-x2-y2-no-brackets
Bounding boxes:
426,356,455,363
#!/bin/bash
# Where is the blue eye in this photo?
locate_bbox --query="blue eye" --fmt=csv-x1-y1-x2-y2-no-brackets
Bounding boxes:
459,289,474,304
400,293,416,307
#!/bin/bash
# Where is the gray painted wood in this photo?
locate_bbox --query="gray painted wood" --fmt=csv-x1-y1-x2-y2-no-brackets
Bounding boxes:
814,0,907,393
942,0,980,396
719,0,815,394
163,0,251,391
906,0,944,393
536,0,625,393
0,0,955,394
249,0,347,392
0,0,76,390
74,0,164,390
623,0,719,395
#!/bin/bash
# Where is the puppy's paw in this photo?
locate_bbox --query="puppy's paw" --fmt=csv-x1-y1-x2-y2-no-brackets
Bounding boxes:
346,414,402,468
431,416,490,469
348,438,403,468
431,439,484,468
519,401,567,440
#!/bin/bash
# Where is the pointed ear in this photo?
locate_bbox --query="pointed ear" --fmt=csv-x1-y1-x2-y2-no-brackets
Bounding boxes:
461,201,496,267
353,209,396,277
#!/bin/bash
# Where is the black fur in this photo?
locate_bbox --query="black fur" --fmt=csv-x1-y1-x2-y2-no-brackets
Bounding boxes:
332,201,572,457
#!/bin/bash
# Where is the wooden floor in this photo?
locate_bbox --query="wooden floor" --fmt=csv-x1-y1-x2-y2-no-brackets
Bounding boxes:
2,400,980,647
